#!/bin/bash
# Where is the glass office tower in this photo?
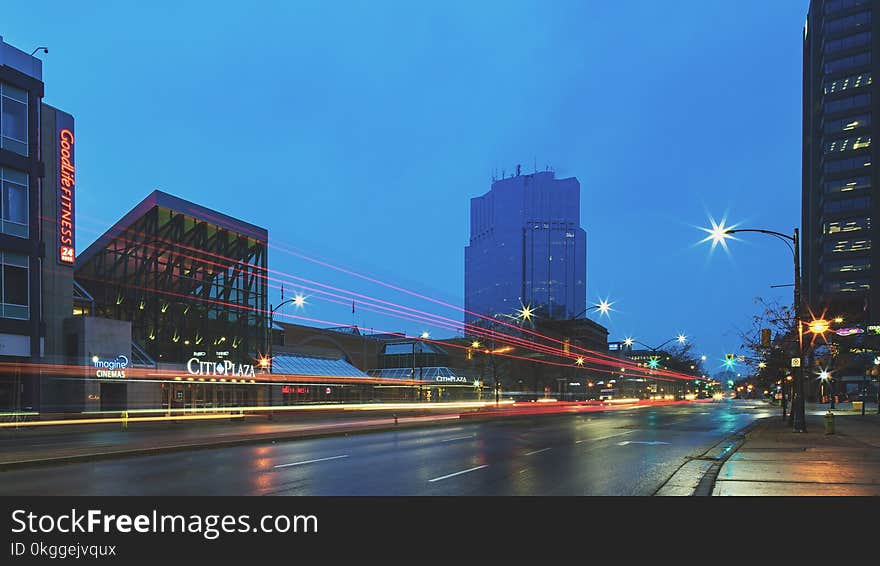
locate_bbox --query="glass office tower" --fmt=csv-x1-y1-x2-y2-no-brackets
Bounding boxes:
465,167,586,325
803,0,878,323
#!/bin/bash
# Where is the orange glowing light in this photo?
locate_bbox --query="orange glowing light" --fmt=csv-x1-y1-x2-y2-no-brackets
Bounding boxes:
808,319,830,334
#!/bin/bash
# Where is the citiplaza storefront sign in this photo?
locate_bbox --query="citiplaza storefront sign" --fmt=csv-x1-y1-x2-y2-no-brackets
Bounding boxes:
92,355,128,379
435,376,468,383
187,358,255,378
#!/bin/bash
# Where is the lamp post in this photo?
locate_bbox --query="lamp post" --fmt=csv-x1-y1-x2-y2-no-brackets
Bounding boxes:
266,294,306,410
469,308,531,406
702,221,807,433
415,331,429,402
865,362,879,416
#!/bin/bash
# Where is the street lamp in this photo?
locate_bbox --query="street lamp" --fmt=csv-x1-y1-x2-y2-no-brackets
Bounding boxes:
573,298,615,319
414,331,430,402
266,293,307,410
701,219,807,433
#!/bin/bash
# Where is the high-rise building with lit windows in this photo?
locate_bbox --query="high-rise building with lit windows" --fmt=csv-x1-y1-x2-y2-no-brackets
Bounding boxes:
464,166,586,325
803,0,879,323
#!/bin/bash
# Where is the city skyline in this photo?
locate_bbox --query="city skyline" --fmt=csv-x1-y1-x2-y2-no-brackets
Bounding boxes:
1,1,807,370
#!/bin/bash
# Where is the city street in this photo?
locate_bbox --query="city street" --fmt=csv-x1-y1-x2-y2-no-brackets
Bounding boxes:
0,400,770,495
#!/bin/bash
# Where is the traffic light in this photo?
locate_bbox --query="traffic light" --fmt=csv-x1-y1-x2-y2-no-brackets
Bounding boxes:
724,353,736,369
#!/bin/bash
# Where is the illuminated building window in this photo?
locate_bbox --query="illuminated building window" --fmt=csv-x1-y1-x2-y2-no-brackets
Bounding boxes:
824,175,871,194
824,93,871,114
824,154,872,174
825,11,871,35
0,83,27,156
824,135,871,153
824,257,871,274
824,72,872,95
823,279,870,293
824,113,870,135
0,167,27,238
823,216,871,235
824,51,871,74
825,238,871,254
0,252,28,320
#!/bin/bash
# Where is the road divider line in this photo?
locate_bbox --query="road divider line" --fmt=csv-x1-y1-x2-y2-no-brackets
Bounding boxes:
576,430,634,444
428,464,488,482
274,454,349,468
440,435,475,443
525,448,551,456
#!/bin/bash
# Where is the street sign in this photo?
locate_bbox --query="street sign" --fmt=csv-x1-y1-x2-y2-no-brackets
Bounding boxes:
791,357,802,368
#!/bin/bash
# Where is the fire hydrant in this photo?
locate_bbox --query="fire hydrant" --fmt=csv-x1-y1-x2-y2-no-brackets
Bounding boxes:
824,410,835,435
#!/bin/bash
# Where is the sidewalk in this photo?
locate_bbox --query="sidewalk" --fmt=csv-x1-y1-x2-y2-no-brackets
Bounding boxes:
710,402,880,496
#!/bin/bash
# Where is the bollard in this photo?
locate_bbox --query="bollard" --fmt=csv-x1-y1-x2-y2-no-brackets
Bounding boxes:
824,410,835,435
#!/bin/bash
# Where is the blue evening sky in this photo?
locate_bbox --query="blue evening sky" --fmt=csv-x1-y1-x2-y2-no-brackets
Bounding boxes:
3,1,807,373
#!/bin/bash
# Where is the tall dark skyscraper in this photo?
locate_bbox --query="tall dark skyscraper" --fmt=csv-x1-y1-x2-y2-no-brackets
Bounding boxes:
464,167,586,326
803,0,877,323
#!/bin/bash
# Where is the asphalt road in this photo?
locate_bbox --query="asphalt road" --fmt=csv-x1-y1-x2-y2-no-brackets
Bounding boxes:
0,400,772,495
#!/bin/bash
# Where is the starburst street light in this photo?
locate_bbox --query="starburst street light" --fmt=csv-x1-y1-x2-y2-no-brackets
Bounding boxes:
516,303,535,323
698,216,738,251
808,319,830,334
420,331,430,339
623,337,634,348
574,297,616,319
575,357,585,366
676,334,687,344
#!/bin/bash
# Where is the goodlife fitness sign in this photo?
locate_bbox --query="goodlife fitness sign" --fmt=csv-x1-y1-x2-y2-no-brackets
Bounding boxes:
56,111,75,266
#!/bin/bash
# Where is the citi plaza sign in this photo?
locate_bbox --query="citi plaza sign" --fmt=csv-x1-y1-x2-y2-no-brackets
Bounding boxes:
187,358,256,378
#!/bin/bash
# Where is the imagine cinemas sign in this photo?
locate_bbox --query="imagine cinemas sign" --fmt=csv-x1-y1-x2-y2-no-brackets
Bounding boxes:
93,355,129,379
56,112,76,265
187,358,256,378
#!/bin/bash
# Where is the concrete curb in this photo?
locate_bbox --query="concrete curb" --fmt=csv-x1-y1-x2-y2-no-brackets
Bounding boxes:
654,416,768,496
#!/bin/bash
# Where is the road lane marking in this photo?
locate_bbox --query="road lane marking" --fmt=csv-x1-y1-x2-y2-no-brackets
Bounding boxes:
428,464,488,482
274,454,349,468
525,448,551,456
575,430,634,444
440,435,475,443
617,441,670,446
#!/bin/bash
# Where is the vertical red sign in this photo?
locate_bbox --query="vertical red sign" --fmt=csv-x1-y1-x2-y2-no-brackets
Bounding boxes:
57,112,75,265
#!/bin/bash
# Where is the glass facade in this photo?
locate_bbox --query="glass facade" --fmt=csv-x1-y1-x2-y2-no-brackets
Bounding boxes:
824,72,872,94
824,175,871,193
0,167,27,237
75,192,268,364
0,252,28,320
464,170,586,323
0,82,27,156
